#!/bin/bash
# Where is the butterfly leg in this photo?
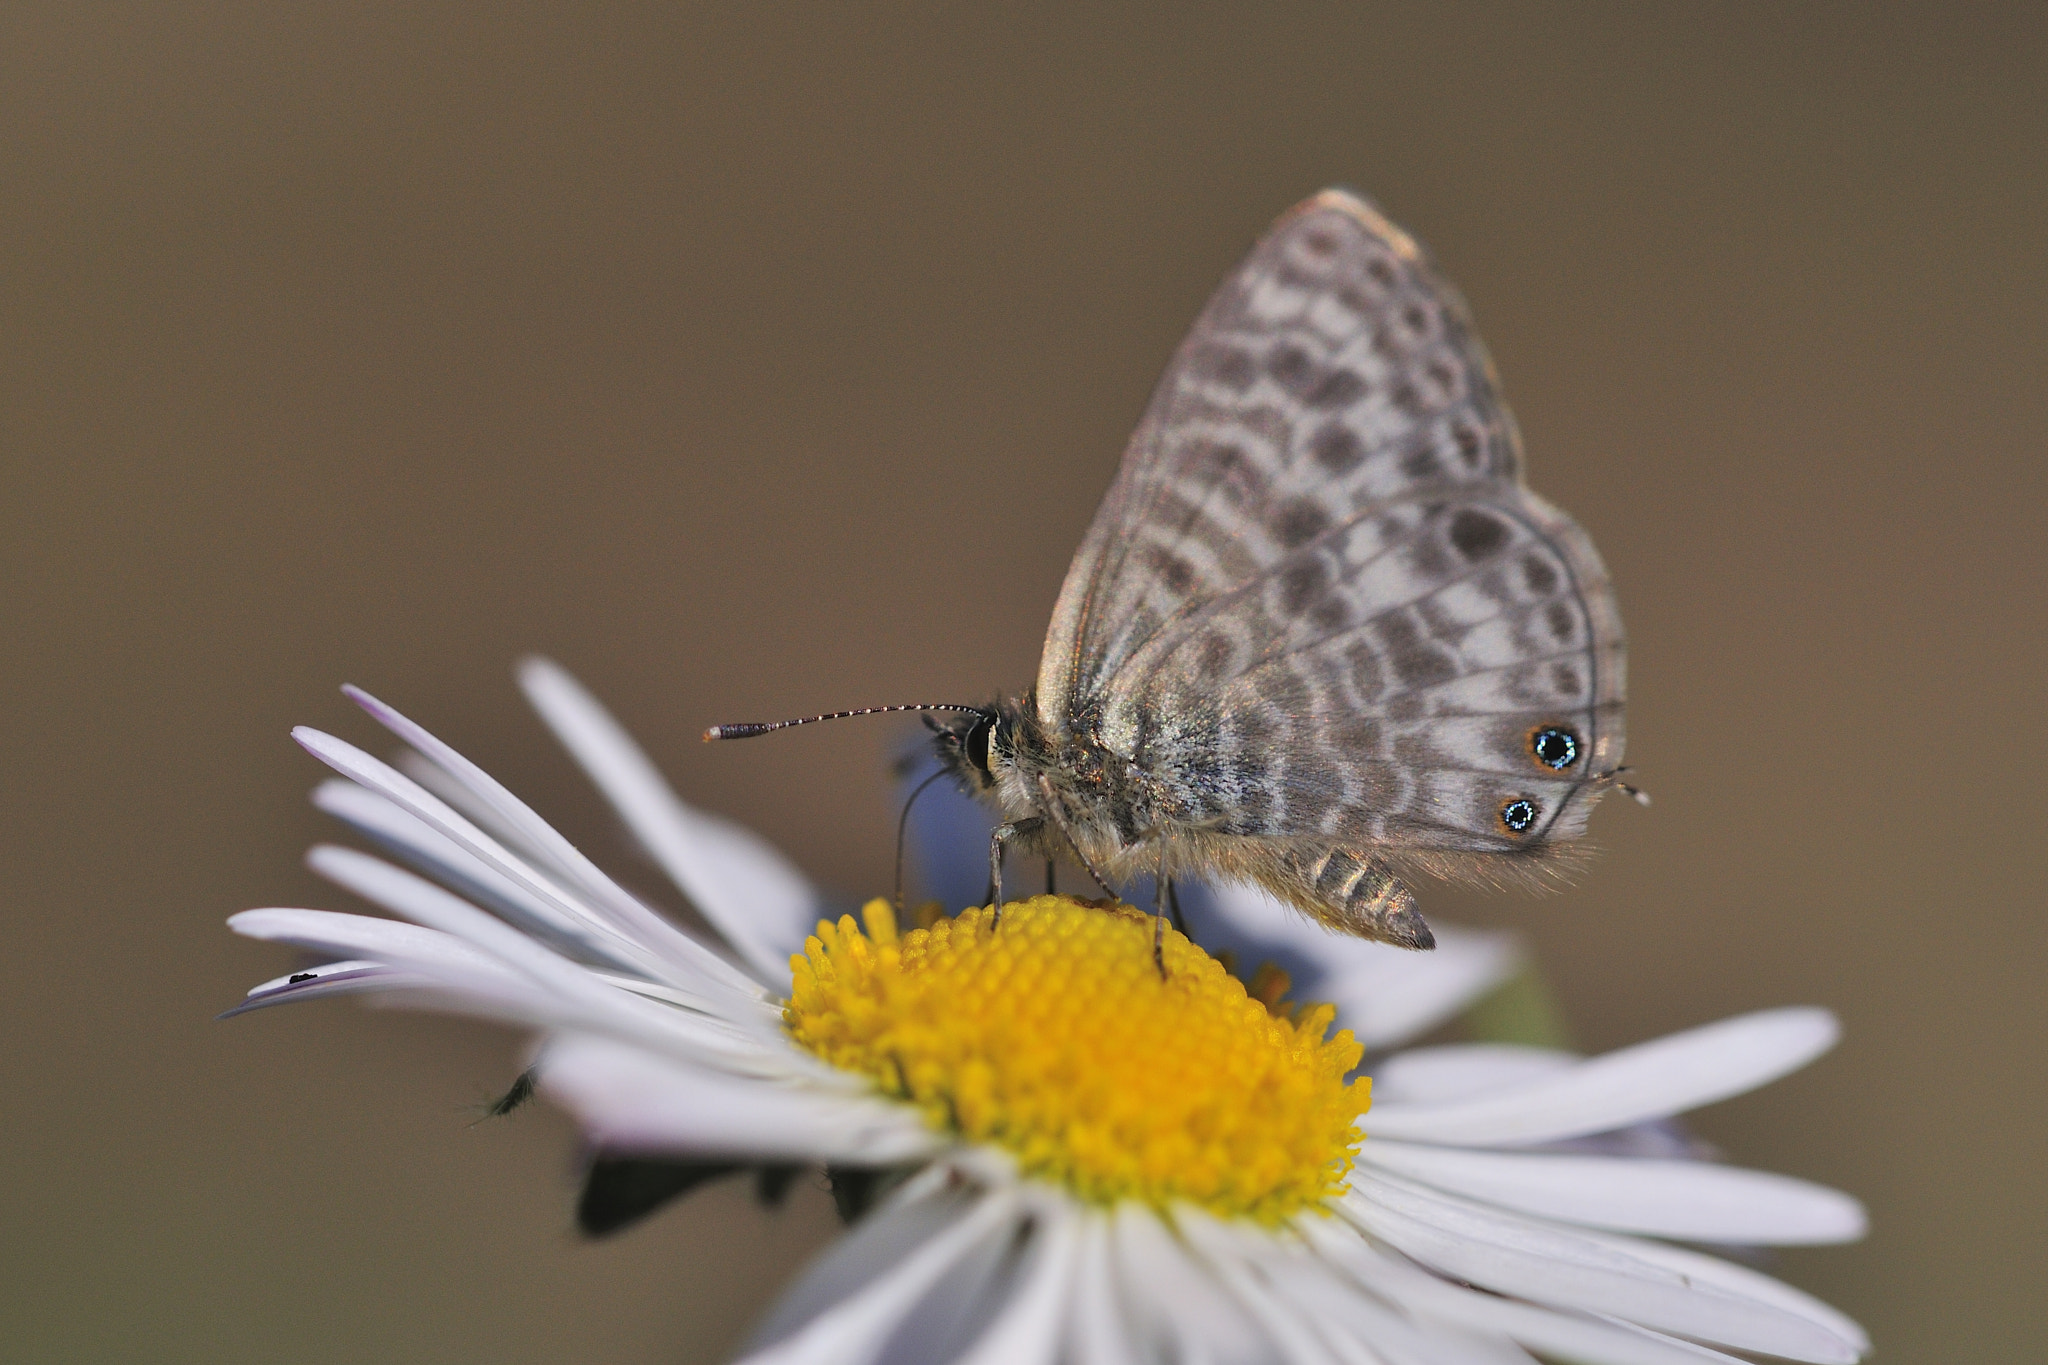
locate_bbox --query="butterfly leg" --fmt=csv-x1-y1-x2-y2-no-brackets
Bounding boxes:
1033,775,1116,898
1150,865,1179,978
987,817,1043,929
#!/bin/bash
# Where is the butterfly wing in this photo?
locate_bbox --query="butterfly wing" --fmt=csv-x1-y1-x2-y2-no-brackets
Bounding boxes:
1035,190,1624,860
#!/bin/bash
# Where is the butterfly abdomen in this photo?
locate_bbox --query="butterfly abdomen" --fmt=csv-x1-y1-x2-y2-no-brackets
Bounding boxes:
1272,846,1433,949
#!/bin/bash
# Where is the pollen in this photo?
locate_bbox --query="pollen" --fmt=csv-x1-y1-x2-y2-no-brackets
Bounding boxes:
785,895,1369,1224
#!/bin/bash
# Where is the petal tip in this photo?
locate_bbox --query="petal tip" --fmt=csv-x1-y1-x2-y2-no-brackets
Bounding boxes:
340,683,396,722
516,655,567,689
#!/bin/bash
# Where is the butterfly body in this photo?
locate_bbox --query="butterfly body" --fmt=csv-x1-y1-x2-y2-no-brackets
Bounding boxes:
935,189,1627,950
936,694,1440,946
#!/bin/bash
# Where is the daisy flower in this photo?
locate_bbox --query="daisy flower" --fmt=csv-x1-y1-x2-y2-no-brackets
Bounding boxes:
228,660,1868,1365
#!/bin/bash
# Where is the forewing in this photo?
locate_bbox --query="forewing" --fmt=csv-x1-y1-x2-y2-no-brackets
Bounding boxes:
1039,189,1523,728
1036,190,1624,854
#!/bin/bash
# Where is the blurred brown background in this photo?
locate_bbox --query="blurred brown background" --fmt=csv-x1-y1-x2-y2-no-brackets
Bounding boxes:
4,4,2042,1360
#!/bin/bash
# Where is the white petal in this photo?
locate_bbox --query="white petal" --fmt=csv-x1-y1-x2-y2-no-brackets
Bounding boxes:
228,908,602,1030
1267,1256,1543,1365
315,793,774,1021
1359,1140,1866,1244
231,907,514,977
298,850,797,1080
1063,1214,1144,1365
1174,1211,1379,1365
393,747,556,867
220,959,425,1016
1222,1222,1542,1365
739,1180,1021,1365
1369,1044,1575,1106
519,657,825,977
1109,1204,1289,1365
1341,922,1520,1051
869,1205,1026,1365
1203,882,1519,1048
1364,1009,1840,1146
950,1196,1080,1365
231,906,740,1040
308,845,786,1058
341,685,741,978
747,1165,959,1341
296,722,762,1003
1300,1220,1759,1365
1341,1171,1859,1361
537,1031,937,1165
313,778,645,971
1562,1222,1870,1356
299,727,654,964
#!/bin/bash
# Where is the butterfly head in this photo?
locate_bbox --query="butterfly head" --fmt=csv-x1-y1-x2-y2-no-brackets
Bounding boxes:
929,706,1010,792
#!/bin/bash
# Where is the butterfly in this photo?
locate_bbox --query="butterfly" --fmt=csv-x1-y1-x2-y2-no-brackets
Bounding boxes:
713,190,1627,951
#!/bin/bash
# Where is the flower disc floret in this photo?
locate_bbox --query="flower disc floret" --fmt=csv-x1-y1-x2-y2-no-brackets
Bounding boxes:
785,894,1369,1223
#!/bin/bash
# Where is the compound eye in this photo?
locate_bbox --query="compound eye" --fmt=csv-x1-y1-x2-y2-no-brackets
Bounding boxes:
1531,726,1580,771
1500,798,1540,833
965,716,994,776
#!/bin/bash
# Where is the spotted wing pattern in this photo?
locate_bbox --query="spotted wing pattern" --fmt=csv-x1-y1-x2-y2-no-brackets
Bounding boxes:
1035,190,1624,855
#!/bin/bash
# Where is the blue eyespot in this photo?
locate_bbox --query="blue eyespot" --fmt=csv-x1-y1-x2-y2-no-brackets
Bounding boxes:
1500,799,1539,832
1532,726,1579,770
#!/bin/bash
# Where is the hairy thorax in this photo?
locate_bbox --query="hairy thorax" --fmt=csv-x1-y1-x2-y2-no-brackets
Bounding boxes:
995,699,1160,881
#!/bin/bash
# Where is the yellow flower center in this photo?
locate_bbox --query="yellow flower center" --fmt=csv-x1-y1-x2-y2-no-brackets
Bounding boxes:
785,894,1369,1224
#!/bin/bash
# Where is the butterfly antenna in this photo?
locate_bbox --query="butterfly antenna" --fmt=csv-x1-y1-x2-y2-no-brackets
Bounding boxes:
894,767,950,913
704,704,990,741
